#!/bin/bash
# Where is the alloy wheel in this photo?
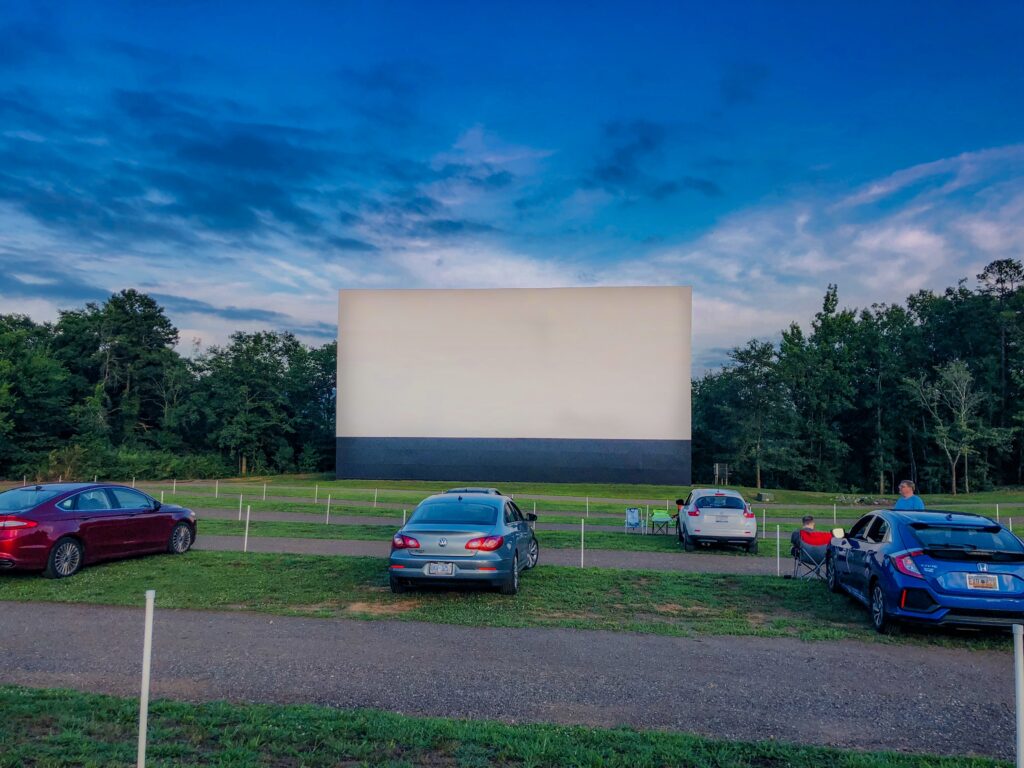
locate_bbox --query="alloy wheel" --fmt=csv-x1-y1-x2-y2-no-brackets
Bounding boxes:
54,542,81,577
527,539,539,567
871,585,885,629
172,525,192,553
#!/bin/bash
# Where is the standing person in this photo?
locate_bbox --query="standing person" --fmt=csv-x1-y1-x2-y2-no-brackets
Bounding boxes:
893,480,925,510
790,515,815,556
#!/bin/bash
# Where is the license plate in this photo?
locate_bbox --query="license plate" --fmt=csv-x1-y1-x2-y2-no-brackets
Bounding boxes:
428,562,454,576
715,516,729,523
966,573,999,591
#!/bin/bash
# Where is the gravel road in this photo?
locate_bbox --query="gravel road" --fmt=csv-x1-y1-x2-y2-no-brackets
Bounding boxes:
0,601,1010,759
194,534,778,574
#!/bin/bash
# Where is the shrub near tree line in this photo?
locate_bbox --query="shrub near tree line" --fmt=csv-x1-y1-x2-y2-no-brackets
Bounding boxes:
0,290,336,480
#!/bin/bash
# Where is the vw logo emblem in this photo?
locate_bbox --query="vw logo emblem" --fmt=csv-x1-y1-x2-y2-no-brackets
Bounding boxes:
978,563,988,572
438,537,447,547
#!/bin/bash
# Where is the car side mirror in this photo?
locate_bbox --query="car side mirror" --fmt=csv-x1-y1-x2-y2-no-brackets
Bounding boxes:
831,527,845,539
152,501,162,511
526,513,537,522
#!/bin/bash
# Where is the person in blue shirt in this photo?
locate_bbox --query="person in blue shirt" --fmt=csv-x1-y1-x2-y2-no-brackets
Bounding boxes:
893,479,925,510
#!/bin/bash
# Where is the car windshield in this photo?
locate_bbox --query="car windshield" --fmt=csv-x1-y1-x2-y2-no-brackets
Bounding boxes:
911,524,1024,553
696,495,745,510
0,487,63,512
411,503,498,526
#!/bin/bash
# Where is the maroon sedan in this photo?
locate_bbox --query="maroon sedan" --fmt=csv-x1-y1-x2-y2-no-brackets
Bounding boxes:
0,483,197,578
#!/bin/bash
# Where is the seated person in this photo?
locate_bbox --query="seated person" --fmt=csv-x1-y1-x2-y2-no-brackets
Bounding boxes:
790,515,816,557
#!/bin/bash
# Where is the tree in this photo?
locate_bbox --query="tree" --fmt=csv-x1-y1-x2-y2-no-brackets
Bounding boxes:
906,361,1009,494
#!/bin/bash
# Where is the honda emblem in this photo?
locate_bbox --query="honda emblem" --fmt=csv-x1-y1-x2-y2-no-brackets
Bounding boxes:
978,562,988,572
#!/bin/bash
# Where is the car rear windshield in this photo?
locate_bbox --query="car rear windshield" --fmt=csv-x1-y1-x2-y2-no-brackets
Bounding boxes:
411,503,498,526
0,487,62,512
911,524,1024,554
696,495,745,510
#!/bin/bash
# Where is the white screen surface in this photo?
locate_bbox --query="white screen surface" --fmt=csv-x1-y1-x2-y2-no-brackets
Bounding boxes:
336,287,691,441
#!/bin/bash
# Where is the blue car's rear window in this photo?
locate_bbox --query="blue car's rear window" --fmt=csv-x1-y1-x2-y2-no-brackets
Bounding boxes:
911,524,1024,553
411,503,498,526
0,487,62,512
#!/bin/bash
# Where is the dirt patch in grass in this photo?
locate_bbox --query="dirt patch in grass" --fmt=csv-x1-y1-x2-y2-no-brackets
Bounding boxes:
344,600,420,616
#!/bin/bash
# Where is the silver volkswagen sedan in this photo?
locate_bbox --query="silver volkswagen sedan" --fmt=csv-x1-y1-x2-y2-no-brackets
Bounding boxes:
388,491,539,595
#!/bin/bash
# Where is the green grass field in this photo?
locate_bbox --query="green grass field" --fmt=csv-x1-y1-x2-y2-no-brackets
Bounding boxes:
0,686,1005,768
0,551,1009,649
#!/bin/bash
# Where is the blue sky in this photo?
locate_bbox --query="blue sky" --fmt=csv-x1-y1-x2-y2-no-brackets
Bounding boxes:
2,1,1023,369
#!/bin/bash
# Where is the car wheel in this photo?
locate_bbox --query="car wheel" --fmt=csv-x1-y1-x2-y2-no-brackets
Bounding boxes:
746,539,759,554
168,522,193,554
44,537,84,579
682,526,696,552
870,581,898,634
525,537,540,569
389,574,407,594
827,557,843,594
500,554,520,595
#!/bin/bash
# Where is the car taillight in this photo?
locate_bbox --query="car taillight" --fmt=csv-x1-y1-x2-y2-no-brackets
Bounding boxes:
891,550,924,579
466,536,504,551
742,505,755,519
391,534,420,550
687,509,700,517
0,517,37,529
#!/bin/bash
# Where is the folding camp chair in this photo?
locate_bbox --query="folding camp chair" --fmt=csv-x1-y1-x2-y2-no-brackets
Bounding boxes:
792,529,833,580
649,511,673,534
625,507,645,534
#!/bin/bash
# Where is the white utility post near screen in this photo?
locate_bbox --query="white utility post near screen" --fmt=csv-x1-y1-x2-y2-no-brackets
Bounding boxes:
137,589,155,768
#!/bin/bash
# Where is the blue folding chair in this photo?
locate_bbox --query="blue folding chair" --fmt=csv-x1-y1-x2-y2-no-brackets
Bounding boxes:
625,507,645,534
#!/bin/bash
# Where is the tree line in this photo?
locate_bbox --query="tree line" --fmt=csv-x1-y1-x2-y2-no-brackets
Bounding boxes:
0,290,336,480
5,260,1024,493
693,259,1024,494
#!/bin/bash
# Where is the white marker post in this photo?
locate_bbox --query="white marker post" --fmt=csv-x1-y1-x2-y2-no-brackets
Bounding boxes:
215,480,219,499
402,509,407,526
580,519,585,567
243,505,251,553
238,494,243,521
314,484,319,504
533,501,537,516
172,478,176,495
22,476,26,486
776,525,781,577
1014,624,1024,768
93,475,98,483
373,488,378,508
58,475,62,483
159,491,164,505
137,589,156,768
132,476,136,489
998,504,1002,523
326,494,332,525
263,482,267,501
762,509,766,539
833,503,837,525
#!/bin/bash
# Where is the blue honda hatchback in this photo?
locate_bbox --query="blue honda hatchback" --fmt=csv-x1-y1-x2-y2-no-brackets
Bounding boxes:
827,509,1024,633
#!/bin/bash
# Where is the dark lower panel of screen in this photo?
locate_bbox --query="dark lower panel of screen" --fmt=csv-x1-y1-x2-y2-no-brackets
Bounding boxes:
336,437,691,485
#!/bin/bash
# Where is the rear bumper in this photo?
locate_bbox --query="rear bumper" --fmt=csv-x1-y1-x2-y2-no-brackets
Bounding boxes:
0,536,49,571
689,533,756,545
888,581,1024,629
388,552,513,583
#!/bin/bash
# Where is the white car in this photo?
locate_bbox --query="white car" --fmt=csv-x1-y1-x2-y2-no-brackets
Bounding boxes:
677,488,758,553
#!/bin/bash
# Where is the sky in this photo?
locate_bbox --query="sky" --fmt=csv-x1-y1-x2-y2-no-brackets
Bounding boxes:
1,1,1022,371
